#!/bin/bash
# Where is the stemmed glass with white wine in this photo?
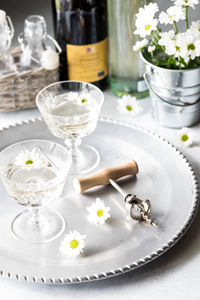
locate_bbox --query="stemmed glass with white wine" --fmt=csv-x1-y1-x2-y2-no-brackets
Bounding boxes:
0,139,71,242
36,81,104,174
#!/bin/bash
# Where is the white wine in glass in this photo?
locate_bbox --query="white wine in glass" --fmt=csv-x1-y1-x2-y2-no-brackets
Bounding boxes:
36,81,104,174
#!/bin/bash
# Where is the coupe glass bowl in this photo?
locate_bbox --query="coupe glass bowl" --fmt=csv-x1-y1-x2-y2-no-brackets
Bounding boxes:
0,139,71,243
36,81,104,174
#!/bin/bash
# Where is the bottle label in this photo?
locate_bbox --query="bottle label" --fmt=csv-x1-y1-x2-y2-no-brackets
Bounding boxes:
137,80,148,92
66,38,108,82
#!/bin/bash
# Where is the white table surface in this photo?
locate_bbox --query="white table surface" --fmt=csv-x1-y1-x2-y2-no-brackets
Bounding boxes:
0,90,200,299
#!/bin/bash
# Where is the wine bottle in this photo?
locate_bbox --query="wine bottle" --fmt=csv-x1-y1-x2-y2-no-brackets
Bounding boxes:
52,0,108,90
107,0,149,98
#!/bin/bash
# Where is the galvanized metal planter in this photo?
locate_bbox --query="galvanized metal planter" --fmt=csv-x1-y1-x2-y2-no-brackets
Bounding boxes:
142,54,200,128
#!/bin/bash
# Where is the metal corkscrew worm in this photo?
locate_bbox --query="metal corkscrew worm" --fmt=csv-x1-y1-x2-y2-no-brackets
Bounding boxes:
109,179,157,228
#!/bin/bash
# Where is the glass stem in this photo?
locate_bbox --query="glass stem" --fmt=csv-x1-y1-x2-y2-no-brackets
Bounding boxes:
68,136,81,164
29,207,41,228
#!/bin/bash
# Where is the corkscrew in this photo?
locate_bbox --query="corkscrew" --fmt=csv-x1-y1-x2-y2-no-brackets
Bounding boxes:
109,179,157,227
73,161,157,227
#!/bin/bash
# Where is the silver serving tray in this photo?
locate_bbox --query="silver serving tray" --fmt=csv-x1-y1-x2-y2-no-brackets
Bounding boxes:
0,117,198,284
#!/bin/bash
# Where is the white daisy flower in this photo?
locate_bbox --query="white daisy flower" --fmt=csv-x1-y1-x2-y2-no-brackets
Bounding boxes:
176,127,194,148
77,91,92,105
87,198,111,225
159,30,176,46
133,39,148,51
159,30,182,57
159,30,177,56
14,149,44,169
117,95,143,116
134,3,159,38
172,0,199,9
190,20,200,32
189,21,200,39
176,31,200,59
148,45,156,53
137,2,159,20
59,230,86,258
159,6,185,25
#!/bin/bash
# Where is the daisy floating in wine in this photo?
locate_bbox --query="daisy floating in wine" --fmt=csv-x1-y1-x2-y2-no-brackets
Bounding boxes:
14,149,44,169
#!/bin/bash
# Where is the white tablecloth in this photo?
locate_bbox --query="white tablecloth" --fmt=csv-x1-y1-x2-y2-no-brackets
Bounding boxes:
0,90,200,299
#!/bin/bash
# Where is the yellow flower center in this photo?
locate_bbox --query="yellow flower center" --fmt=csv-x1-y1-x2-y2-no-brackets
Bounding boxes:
97,209,104,217
81,98,88,104
181,134,189,142
187,43,195,51
25,160,34,165
126,105,133,111
145,24,151,31
176,46,180,51
70,239,79,249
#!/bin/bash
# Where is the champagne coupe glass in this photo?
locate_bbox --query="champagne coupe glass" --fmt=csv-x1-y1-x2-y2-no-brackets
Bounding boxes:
36,81,104,174
0,139,71,243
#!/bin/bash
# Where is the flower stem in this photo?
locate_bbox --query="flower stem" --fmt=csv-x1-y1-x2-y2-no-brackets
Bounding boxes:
152,31,160,42
151,31,165,52
184,6,189,30
156,26,161,34
173,21,178,34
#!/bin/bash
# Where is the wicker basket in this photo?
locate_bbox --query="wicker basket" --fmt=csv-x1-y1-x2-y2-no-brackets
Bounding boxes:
0,47,59,112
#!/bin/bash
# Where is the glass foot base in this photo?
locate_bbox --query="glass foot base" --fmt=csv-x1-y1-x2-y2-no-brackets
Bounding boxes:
11,208,66,243
69,144,100,175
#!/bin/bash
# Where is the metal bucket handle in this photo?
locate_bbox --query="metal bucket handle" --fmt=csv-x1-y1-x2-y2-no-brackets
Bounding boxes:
143,72,200,107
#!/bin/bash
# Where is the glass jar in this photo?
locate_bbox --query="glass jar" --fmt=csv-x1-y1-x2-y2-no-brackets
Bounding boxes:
0,10,15,76
18,15,61,70
107,0,150,99
18,15,48,69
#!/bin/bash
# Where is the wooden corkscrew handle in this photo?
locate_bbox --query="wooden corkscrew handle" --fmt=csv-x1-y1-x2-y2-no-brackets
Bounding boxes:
73,160,139,193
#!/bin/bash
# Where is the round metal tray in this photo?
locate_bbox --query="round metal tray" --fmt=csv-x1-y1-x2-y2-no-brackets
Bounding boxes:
0,117,198,284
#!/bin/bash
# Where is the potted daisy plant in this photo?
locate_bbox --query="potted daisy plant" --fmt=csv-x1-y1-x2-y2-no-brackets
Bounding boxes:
133,0,200,128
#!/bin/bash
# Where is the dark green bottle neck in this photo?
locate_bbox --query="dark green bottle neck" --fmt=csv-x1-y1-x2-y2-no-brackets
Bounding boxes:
56,0,107,45
60,0,106,11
